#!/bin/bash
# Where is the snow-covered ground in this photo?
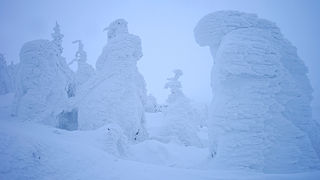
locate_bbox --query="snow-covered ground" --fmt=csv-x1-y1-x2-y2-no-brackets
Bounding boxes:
1,93,320,180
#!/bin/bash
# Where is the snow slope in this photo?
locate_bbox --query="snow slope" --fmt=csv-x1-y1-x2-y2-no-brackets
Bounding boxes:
1,93,320,179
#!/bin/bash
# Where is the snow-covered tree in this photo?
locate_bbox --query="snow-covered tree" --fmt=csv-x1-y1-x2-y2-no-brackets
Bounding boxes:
162,69,202,147
194,11,320,172
12,23,75,127
51,22,64,56
0,54,11,94
76,19,148,142
70,40,94,86
50,22,76,98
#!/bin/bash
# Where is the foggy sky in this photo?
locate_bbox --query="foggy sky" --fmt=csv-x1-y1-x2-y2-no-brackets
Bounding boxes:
0,0,319,120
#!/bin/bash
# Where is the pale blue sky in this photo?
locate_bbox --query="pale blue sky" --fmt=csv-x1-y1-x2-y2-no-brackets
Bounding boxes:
0,0,319,119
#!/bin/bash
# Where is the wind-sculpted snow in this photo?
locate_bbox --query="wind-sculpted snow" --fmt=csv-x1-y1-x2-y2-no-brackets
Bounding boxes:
76,19,148,142
194,11,320,172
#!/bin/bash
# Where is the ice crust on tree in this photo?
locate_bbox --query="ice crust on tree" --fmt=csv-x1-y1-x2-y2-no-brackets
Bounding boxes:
76,19,148,142
162,69,202,147
194,11,320,172
12,23,75,126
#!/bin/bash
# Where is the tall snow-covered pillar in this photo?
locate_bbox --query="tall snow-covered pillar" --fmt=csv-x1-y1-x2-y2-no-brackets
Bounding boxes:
194,11,320,172
76,19,148,142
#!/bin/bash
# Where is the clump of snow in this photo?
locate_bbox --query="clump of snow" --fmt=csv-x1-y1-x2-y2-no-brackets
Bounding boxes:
194,10,320,172
76,19,148,142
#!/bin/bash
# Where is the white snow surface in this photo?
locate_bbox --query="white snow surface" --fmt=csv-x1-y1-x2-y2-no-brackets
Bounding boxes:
194,11,320,172
1,93,320,180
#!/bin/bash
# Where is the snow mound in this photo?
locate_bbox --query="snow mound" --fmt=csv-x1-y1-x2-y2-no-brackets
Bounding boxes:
194,11,320,172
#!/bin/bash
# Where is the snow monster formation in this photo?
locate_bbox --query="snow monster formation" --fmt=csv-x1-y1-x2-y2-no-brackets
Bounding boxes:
12,23,75,126
76,19,148,142
163,69,202,147
194,11,320,172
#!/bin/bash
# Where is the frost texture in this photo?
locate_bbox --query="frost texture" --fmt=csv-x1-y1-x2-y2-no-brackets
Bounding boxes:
12,23,75,126
194,11,320,172
76,19,148,142
162,69,202,147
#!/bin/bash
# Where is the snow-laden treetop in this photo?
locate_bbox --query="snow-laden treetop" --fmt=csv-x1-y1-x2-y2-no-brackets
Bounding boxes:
96,18,142,71
51,22,64,55
68,40,87,65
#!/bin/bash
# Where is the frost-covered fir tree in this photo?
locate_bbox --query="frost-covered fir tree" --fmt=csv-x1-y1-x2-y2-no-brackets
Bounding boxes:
0,54,11,94
76,19,148,142
162,69,202,147
70,40,94,86
12,23,75,126
194,11,320,172
51,22,64,56
51,22,76,98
